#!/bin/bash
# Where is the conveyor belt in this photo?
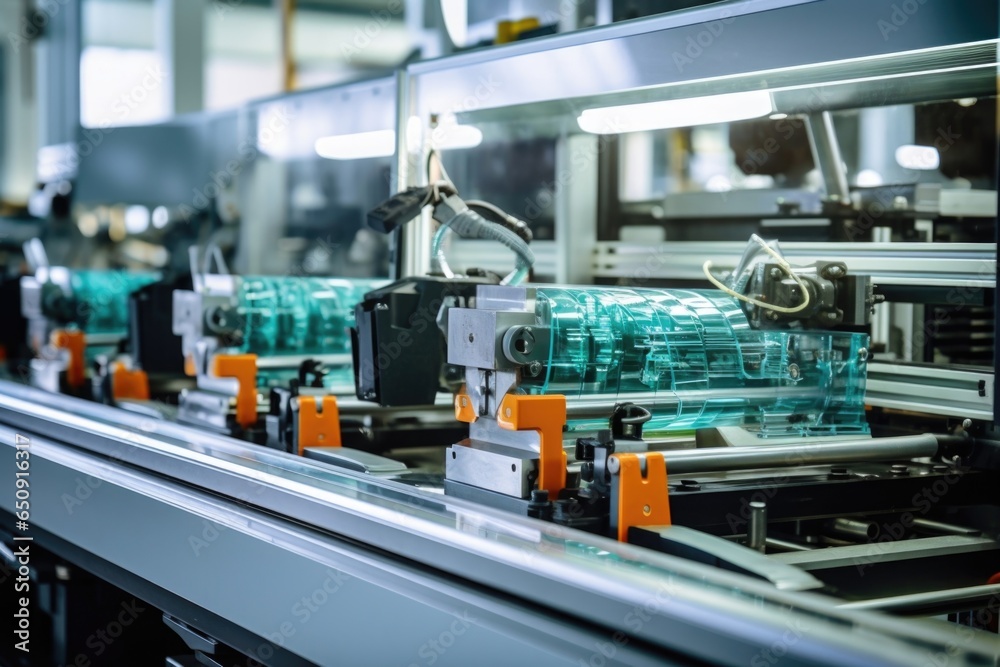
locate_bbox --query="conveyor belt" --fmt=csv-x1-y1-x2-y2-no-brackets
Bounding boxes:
0,380,995,666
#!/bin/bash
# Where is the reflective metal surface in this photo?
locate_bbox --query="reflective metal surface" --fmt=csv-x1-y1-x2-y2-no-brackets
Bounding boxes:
1,379,995,665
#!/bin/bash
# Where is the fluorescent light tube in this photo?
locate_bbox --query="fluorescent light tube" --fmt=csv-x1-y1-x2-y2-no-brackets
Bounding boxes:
577,90,774,134
432,123,483,150
315,129,396,160
895,144,940,171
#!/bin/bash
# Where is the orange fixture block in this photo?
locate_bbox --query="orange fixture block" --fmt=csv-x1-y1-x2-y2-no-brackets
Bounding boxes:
496,17,540,43
454,391,478,424
497,393,567,499
297,395,341,455
51,329,86,389
111,363,150,401
614,452,671,542
212,354,258,428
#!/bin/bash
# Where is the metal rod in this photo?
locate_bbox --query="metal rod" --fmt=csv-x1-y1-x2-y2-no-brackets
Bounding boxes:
607,434,955,475
806,111,850,203
828,518,880,542
839,585,1000,617
748,502,767,553
911,518,982,537
765,537,815,553
565,387,822,420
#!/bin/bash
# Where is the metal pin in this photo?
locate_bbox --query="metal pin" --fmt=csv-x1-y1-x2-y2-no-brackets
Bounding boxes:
748,501,767,553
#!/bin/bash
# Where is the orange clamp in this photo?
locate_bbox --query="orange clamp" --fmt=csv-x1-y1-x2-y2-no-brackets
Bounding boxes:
297,395,341,455
454,390,478,424
212,354,258,428
497,393,567,499
111,363,150,401
52,329,86,389
614,452,671,542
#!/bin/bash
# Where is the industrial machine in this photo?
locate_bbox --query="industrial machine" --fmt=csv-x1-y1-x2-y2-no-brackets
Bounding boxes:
2,1,998,665
18,240,159,397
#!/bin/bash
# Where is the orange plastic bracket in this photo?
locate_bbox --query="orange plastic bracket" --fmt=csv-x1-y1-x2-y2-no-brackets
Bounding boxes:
111,363,150,401
614,452,671,542
297,395,341,455
454,391,477,424
52,330,86,389
184,354,197,377
212,354,258,428
497,394,567,499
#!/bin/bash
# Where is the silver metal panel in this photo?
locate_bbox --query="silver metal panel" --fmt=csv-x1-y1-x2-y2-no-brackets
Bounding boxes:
865,362,993,421
592,241,996,287
409,1,995,119
446,443,534,498
771,536,1000,571
915,185,999,218
447,309,500,369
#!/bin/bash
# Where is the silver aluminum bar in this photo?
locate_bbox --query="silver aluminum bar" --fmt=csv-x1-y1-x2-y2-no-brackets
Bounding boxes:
607,434,950,475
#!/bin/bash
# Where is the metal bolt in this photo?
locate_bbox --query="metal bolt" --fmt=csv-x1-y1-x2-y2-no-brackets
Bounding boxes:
642,504,651,515
769,267,783,280
962,418,973,430
505,407,512,418
825,265,845,278
766,311,780,321
857,347,869,361
607,456,621,474
528,361,542,376
825,311,839,321
460,397,468,407
890,464,909,476
375,303,389,310
787,363,800,380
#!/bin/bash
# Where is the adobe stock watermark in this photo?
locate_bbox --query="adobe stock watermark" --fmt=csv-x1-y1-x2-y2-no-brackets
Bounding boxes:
406,611,475,666
522,116,627,224
877,0,931,41
60,446,133,515
64,599,147,667
749,617,811,667
671,9,737,72
739,87,833,179
213,0,246,19
579,579,681,667
853,468,964,576
7,0,72,54
848,123,961,241
241,568,351,666
46,65,169,179
178,105,295,222
340,0,404,62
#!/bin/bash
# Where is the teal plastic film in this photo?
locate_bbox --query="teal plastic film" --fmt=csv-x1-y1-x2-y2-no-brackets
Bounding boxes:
236,277,385,359
66,270,160,336
526,287,869,437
